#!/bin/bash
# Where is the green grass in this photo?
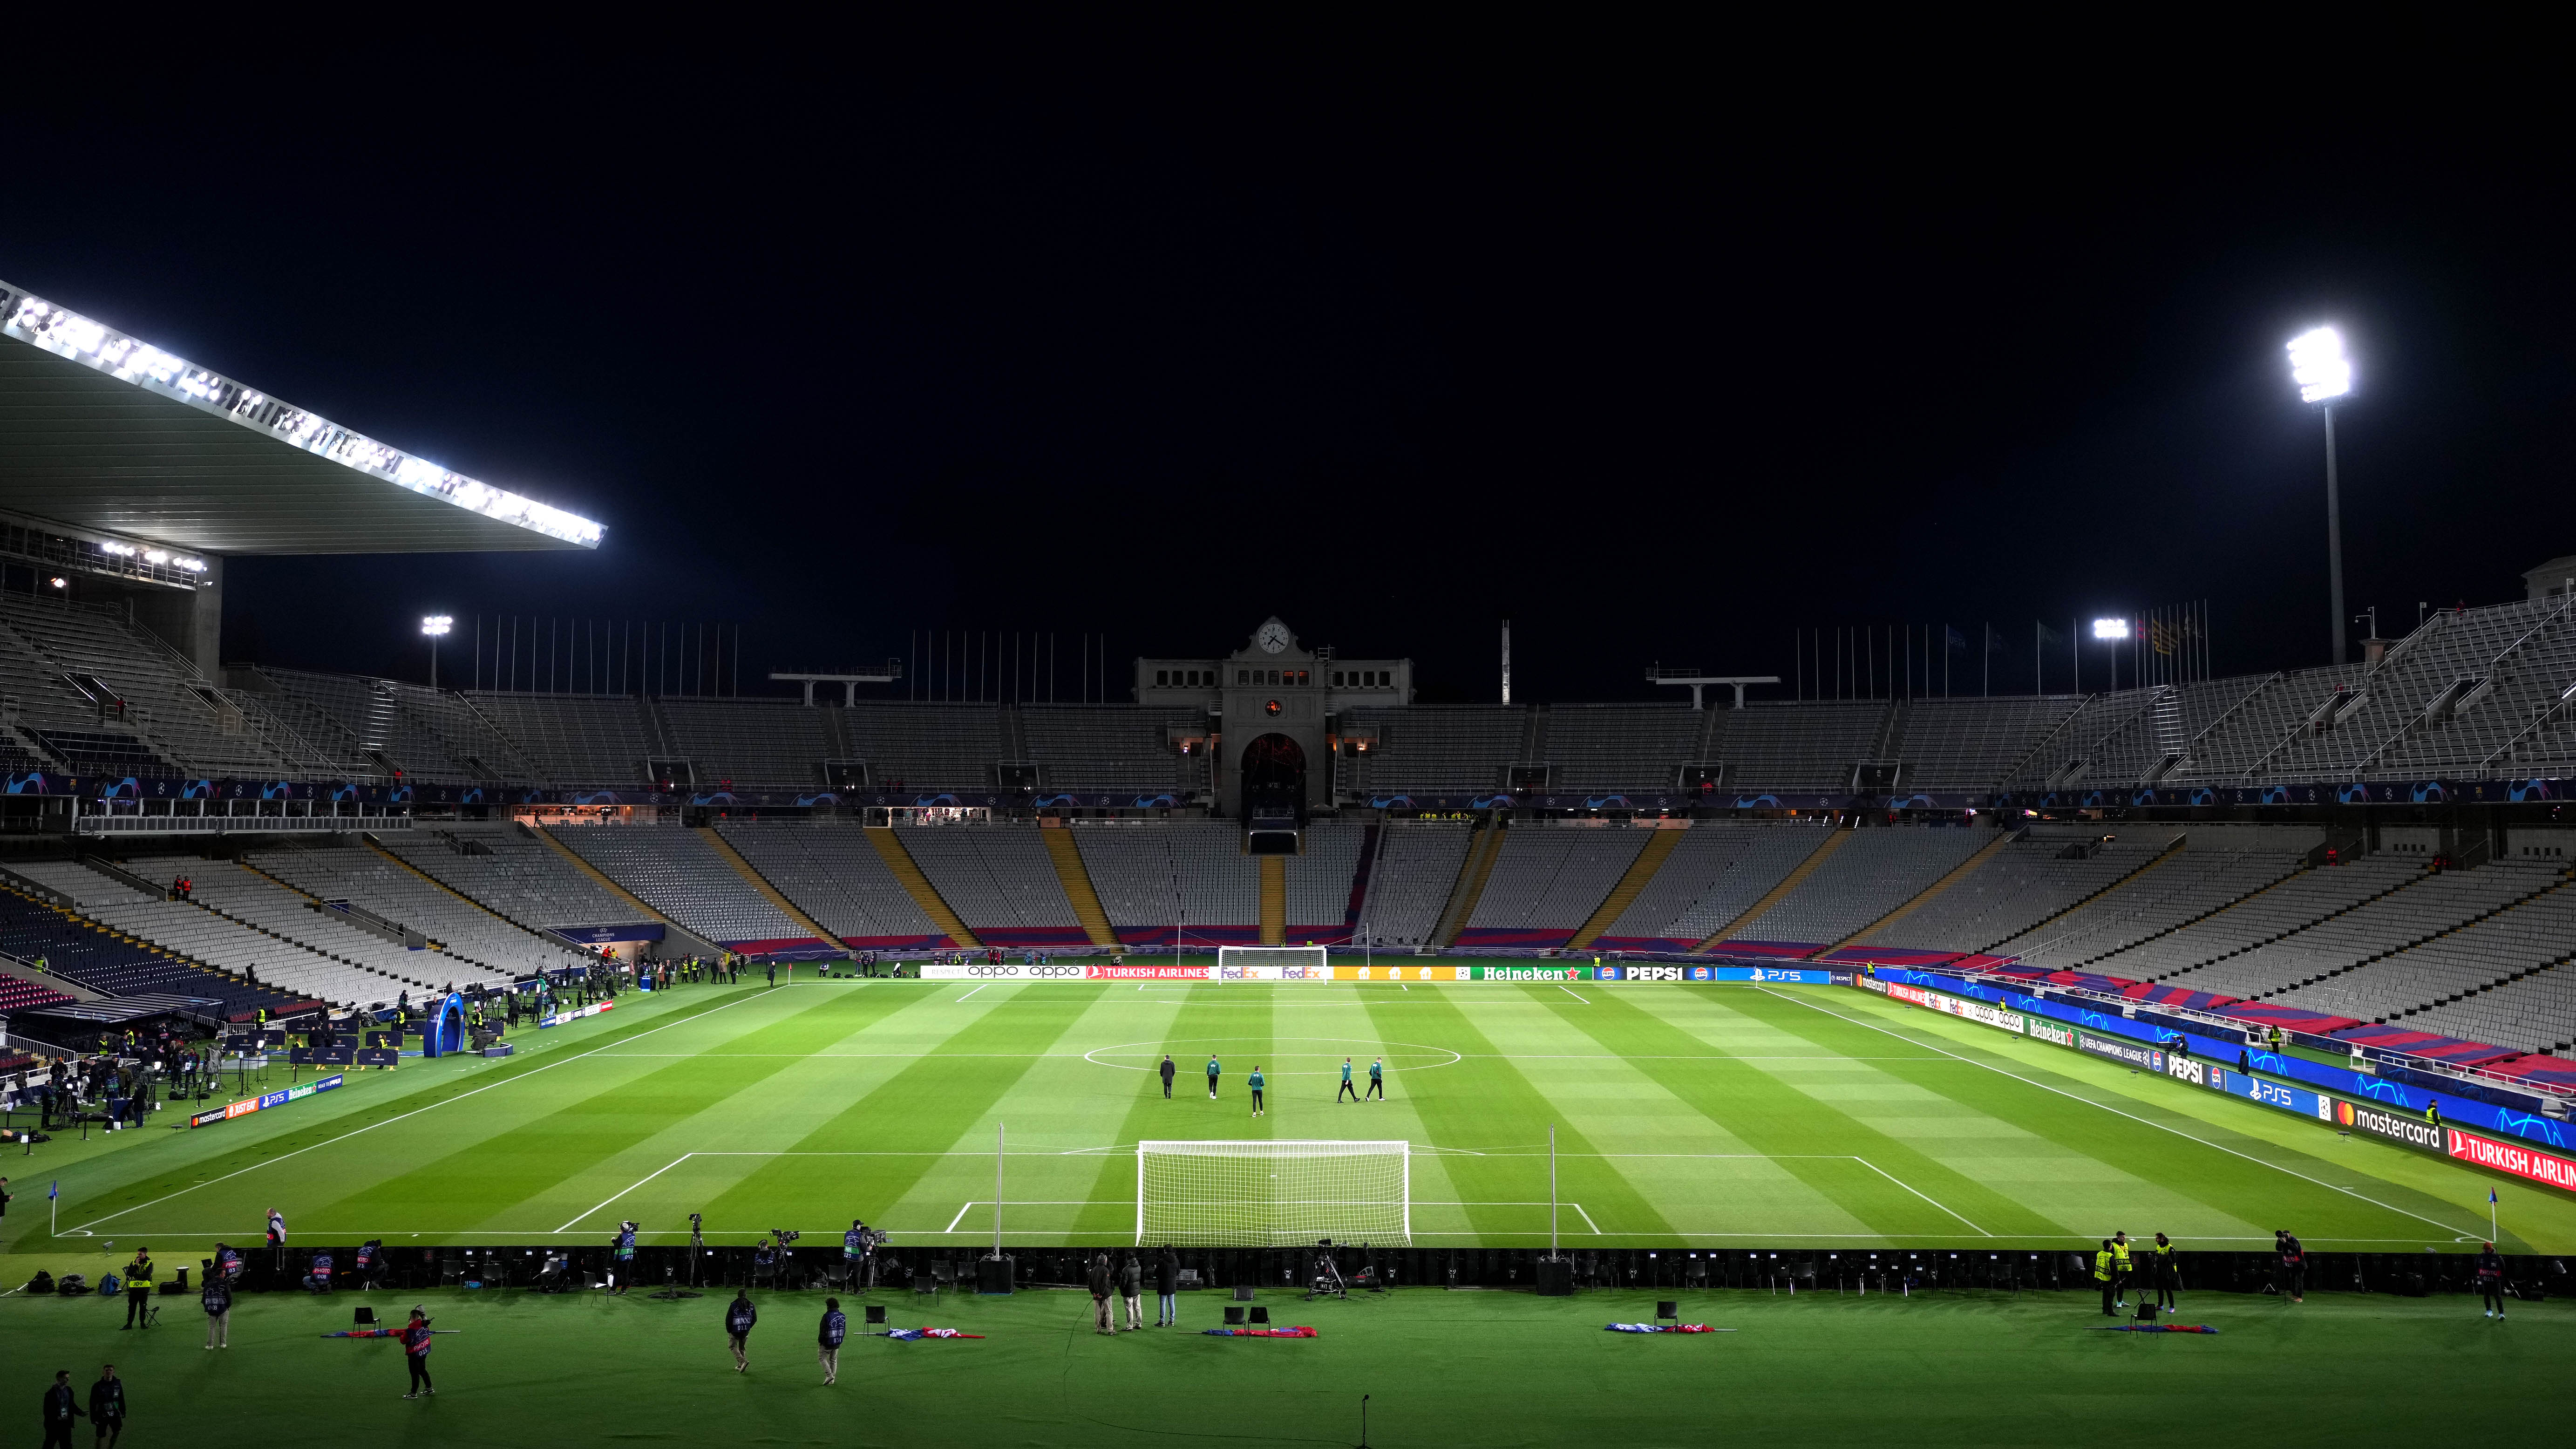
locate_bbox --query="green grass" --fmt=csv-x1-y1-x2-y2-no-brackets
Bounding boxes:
2,1282,2566,1447
7,975,2571,1263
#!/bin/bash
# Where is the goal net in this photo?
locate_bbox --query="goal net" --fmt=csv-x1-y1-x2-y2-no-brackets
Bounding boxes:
1215,946,1329,977
1136,1140,1410,1246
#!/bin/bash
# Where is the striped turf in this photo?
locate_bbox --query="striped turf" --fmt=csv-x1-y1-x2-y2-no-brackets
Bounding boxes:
15,977,2572,1257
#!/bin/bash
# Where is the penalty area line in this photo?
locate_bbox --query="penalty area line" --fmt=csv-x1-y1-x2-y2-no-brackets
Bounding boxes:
1852,1156,1991,1237
1558,985,1590,1004
557,1154,696,1234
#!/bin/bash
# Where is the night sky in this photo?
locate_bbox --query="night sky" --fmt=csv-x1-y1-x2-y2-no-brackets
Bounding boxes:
3,44,2568,704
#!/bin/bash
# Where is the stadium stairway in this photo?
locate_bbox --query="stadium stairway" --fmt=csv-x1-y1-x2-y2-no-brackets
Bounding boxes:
0,947,99,1001
1696,827,1852,951
1433,820,1509,949
1260,855,1286,946
531,827,724,956
1566,827,1681,951
698,827,848,952
1038,824,1120,947
864,827,981,948
1812,828,2021,959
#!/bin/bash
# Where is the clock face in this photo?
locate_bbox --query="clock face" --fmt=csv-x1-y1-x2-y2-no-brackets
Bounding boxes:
1255,620,1291,654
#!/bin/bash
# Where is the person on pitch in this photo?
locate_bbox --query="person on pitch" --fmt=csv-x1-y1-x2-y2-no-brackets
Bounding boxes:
2274,1229,2305,1303
2109,1231,2133,1311
1155,1245,1180,1327
1367,1056,1384,1101
1088,1253,1115,1336
1248,1065,1265,1117
725,1289,758,1372
201,1260,232,1349
1338,1058,1359,1103
1121,1250,1144,1331
42,1369,82,1449
2150,1233,2178,1313
87,1365,125,1449
2476,1242,2507,1320
610,1220,638,1295
817,1297,847,1384
843,1219,868,1275
1205,1053,1220,1101
2093,1240,2116,1317
399,1307,435,1399
1160,1054,1176,1099
119,1247,153,1329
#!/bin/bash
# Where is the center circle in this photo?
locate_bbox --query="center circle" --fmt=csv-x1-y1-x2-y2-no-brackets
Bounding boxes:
1084,1036,1462,1076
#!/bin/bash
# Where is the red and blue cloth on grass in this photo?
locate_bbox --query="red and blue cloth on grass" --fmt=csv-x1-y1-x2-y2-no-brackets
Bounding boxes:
880,1327,983,1340
1605,1323,1716,1333
1203,1326,1316,1338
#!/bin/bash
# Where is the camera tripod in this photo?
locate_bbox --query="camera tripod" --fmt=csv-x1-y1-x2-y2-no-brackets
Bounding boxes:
1304,1248,1349,1301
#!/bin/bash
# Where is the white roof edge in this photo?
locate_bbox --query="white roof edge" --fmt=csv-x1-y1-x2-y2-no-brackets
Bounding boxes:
0,278,604,550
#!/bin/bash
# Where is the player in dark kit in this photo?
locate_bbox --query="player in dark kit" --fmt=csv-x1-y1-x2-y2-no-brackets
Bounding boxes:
1338,1059,1359,1102
726,1290,758,1372
1367,1057,1384,1100
1160,1054,1176,1098
1206,1054,1220,1100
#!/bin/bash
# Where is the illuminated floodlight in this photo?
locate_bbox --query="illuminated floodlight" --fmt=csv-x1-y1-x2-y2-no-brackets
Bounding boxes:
2287,326,2352,403
2091,618,2130,641
47,577,66,589
420,615,453,637
0,281,604,549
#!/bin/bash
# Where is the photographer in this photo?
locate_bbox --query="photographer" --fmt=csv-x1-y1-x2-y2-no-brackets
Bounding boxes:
120,1248,154,1330
609,1221,638,1296
201,1262,232,1349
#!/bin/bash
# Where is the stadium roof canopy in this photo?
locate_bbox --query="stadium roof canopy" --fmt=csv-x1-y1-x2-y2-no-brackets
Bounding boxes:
0,277,604,557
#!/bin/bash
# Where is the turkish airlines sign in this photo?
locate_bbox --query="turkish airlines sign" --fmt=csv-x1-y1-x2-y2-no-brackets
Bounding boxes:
2448,1127,2576,1192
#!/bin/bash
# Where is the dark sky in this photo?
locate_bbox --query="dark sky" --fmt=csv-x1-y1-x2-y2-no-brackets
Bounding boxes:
3,42,2569,704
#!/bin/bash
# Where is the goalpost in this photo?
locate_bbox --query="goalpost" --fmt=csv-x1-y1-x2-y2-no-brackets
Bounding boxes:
1136,1140,1410,1246
1215,946,1329,975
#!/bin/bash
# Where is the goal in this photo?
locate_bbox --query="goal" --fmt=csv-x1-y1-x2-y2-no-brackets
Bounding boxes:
1136,1140,1410,1246
1215,946,1329,977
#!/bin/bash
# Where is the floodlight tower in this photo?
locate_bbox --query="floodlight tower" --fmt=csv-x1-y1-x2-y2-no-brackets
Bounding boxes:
421,614,452,688
2287,327,2354,665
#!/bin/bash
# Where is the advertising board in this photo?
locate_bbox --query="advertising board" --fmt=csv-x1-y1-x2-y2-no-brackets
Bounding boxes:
2447,1127,2576,1191
2334,1099,2447,1153
2077,1032,2165,1073
190,1073,344,1129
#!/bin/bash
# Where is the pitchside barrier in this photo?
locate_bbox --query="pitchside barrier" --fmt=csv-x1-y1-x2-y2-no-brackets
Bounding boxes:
1856,972,2576,1194
917,961,1853,984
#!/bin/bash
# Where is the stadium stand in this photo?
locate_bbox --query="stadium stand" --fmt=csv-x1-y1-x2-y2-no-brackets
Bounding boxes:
1074,821,1261,945
1871,831,2181,953
1285,820,1365,942
1594,823,1835,949
840,704,1006,793
1707,701,1885,791
893,825,1086,946
246,841,599,979
1896,696,2085,790
1460,827,1653,949
716,822,945,947
2270,874,2576,1034
1022,705,1200,793
464,694,654,786
1988,825,2325,968
124,855,508,992
551,826,817,950
659,697,829,788
1351,820,1473,950
379,824,642,931
0,970,75,1014
1341,706,1523,793
2173,858,2565,1004
2082,856,2426,982
1547,705,1706,792
0,592,329,778
1724,827,1991,947
0,884,295,1015
36,861,418,1007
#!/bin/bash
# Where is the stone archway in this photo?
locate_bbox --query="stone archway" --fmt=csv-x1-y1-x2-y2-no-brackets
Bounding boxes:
1238,732,1306,819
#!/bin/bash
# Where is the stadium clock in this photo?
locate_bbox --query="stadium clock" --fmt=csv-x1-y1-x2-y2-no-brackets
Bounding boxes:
1256,619,1291,653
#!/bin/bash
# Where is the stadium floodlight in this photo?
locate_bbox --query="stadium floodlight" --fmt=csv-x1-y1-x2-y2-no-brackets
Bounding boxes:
421,615,453,689
1,284,605,549
2287,325,2354,664
2090,618,2129,641
2286,326,2352,402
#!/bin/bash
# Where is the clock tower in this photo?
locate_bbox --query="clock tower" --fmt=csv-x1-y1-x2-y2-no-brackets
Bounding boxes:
1132,617,1413,816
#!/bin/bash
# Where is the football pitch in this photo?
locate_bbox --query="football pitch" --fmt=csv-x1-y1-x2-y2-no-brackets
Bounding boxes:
29,975,2573,1256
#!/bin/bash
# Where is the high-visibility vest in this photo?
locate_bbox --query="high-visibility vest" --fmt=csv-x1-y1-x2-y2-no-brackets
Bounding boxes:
2111,1243,2132,1272
2093,1251,2112,1282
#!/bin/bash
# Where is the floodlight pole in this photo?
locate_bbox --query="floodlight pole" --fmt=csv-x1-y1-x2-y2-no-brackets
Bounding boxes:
2323,404,2347,666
